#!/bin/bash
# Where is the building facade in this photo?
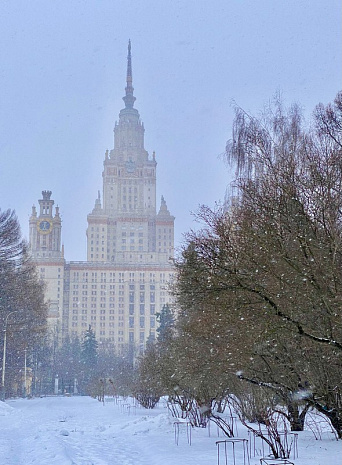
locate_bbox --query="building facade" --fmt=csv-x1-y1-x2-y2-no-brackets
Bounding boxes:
29,42,175,353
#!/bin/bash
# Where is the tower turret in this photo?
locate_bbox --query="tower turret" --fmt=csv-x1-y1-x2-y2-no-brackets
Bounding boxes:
29,191,65,329
38,190,54,217
29,191,63,259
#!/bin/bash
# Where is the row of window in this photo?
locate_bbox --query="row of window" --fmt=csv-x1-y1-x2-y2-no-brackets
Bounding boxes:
71,317,155,331
71,272,169,283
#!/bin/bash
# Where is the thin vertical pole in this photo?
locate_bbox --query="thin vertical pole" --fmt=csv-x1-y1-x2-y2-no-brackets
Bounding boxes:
1,311,18,400
23,348,27,397
1,326,7,399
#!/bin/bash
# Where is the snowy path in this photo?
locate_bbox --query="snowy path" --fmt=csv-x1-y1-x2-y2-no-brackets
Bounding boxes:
0,396,341,465
1,397,164,465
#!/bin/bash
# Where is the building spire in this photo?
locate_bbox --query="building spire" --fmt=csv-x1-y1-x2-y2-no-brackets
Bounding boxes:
123,39,136,109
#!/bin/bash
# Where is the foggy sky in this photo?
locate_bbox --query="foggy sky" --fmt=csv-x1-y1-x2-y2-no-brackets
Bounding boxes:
1,0,341,261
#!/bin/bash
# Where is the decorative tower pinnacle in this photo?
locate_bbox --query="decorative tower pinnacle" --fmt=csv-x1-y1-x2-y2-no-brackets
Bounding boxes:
122,39,136,109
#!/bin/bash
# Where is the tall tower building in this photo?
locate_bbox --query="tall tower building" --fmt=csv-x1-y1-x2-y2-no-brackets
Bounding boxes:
29,190,64,341
86,40,174,264
30,42,175,354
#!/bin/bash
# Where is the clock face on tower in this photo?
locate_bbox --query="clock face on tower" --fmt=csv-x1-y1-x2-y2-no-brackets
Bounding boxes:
125,159,136,173
37,219,52,234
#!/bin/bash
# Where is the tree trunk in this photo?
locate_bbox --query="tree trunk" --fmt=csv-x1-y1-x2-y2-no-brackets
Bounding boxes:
287,401,309,431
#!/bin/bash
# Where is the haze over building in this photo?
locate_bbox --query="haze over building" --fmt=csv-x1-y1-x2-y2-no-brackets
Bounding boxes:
29,42,175,353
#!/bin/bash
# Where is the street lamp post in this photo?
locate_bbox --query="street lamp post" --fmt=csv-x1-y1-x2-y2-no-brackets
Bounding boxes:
1,311,18,401
23,348,27,398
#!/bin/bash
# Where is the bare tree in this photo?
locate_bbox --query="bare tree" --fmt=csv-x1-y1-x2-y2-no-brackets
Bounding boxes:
169,92,342,437
0,209,47,397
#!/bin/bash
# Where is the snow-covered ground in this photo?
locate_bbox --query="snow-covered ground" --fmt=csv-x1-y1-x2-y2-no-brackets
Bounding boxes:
0,396,340,464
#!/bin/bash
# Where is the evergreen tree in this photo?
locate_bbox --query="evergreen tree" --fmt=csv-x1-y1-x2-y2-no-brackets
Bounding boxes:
81,325,98,369
156,304,174,342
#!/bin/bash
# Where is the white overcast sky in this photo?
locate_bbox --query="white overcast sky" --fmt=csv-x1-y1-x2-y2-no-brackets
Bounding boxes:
1,0,341,261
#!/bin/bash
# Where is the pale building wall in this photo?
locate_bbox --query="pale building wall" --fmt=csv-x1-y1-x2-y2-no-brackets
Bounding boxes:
65,263,173,353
